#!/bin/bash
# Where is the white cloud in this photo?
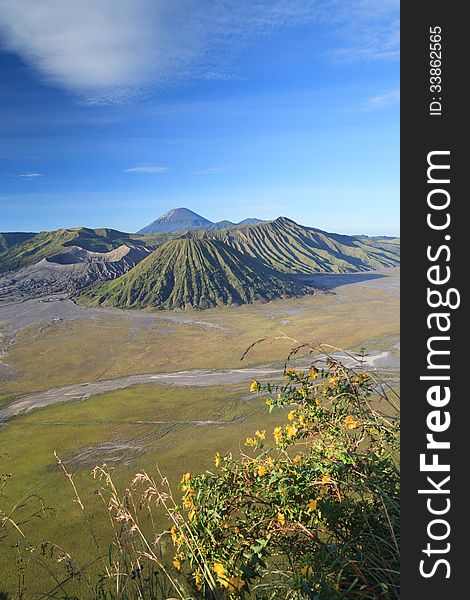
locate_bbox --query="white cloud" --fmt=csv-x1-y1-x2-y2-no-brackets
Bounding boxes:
124,165,169,174
19,172,43,177
192,167,228,175
361,89,400,110
330,25,399,63
0,1,399,102
324,0,399,64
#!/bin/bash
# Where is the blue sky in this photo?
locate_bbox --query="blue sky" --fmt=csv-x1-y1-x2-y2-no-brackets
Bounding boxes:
0,1,399,236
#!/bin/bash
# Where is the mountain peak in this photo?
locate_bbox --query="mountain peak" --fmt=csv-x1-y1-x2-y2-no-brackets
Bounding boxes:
163,207,201,218
138,208,212,234
137,208,264,234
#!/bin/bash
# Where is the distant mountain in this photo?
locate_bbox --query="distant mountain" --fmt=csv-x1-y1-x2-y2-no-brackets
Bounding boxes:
0,232,36,251
1,215,400,308
0,227,178,297
137,207,264,234
185,217,400,274
138,208,212,233
0,227,171,274
0,244,151,299
207,219,236,230
237,218,264,226
76,238,313,310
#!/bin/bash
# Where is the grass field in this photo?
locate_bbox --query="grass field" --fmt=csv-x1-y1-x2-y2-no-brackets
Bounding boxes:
0,270,399,595
0,383,284,594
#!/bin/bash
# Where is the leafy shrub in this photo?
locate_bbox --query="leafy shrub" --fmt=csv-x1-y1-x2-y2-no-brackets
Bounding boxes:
167,356,399,599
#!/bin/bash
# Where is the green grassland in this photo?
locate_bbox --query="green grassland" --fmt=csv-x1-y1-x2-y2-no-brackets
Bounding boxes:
0,379,399,595
0,393,15,408
0,384,284,594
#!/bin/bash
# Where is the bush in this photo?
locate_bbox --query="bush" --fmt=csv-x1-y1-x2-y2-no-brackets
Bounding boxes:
167,356,400,598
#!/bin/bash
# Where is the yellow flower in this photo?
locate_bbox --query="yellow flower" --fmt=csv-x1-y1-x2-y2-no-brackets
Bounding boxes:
222,575,245,592
255,429,266,440
308,499,318,511
296,370,304,377
213,562,226,578
215,452,222,467
285,424,298,439
298,414,305,425
369,427,379,435
193,570,204,591
287,410,296,421
309,368,319,380
258,465,267,476
277,392,282,401
182,497,193,509
245,436,257,447
250,380,259,393
284,367,295,377
188,507,197,521
267,456,275,468
277,512,285,526
170,526,184,546
180,474,193,491
344,415,358,430
329,376,340,384
293,454,302,463
173,558,181,570
315,397,321,406
273,426,283,444
321,472,332,484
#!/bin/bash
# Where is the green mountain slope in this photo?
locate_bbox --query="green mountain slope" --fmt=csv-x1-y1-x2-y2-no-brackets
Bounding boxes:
0,227,173,273
185,217,400,274
76,238,313,310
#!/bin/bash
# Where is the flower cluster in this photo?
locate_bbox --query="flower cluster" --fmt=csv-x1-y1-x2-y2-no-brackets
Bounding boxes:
170,359,400,598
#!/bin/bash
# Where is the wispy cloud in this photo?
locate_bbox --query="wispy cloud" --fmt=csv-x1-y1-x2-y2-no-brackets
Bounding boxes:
191,167,228,175
18,172,43,178
124,165,169,174
0,1,399,102
360,89,400,110
327,1,399,64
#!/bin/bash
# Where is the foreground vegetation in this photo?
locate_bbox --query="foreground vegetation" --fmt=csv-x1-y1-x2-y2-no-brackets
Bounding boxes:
0,384,283,593
1,346,399,598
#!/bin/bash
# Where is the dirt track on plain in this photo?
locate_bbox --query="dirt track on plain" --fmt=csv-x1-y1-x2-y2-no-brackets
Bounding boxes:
0,350,399,422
